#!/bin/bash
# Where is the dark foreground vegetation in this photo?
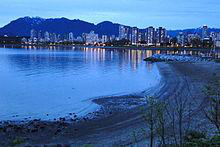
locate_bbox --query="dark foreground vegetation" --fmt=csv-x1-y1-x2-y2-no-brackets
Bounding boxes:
140,73,220,147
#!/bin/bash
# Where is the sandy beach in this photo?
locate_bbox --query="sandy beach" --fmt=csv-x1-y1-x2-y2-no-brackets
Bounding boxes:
0,61,220,146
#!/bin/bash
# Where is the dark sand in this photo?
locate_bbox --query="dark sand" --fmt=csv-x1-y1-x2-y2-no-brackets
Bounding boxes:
0,62,220,146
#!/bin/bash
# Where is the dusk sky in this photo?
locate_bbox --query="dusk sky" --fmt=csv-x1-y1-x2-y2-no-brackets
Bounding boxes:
1,0,220,29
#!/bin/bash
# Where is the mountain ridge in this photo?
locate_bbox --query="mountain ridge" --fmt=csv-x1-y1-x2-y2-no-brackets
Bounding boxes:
0,17,220,37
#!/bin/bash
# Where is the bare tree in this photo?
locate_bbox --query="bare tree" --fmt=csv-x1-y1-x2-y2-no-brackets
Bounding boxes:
203,73,220,133
155,101,167,146
142,96,157,147
165,74,194,146
165,100,178,146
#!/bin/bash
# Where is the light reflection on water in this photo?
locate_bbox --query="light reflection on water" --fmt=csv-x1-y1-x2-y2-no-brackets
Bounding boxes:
1,45,219,121
0,47,161,121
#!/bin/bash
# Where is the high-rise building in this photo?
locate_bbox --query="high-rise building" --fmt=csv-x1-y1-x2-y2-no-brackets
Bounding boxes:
138,30,145,43
82,33,86,42
210,32,216,41
129,34,132,42
138,32,142,42
146,26,155,46
38,30,43,41
216,32,220,40
85,31,99,44
76,36,83,42
177,32,185,47
101,35,108,43
131,27,138,45
187,33,200,43
69,32,74,42
215,32,220,47
119,25,129,40
57,34,61,42
125,27,129,40
44,31,50,42
30,29,37,42
187,34,195,43
50,33,57,42
202,25,209,40
110,35,116,42
156,27,167,45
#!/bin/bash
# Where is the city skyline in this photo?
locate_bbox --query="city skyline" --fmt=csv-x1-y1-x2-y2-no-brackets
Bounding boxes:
23,24,220,48
0,0,220,29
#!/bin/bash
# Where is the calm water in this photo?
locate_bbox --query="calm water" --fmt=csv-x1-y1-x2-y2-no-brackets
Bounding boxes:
0,47,160,121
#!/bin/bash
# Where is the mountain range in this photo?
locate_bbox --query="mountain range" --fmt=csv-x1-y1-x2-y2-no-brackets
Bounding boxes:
0,17,220,38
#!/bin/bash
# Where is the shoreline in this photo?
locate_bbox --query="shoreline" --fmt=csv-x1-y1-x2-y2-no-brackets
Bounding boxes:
0,65,161,122
0,43,219,51
0,61,220,146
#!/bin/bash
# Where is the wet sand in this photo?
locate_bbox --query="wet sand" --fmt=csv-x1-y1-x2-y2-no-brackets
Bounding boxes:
0,61,220,146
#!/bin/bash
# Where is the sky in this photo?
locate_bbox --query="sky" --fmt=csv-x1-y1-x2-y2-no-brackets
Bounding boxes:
0,0,220,29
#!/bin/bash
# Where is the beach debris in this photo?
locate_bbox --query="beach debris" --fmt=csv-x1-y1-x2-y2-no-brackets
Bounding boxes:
144,54,214,63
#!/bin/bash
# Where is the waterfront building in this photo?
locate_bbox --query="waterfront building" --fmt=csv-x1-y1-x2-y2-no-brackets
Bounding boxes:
76,36,83,42
128,29,132,42
125,27,130,40
63,35,68,42
138,30,145,43
119,25,125,40
69,32,74,42
187,34,201,46
30,29,37,42
57,34,61,42
202,25,209,40
85,31,99,44
177,32,185,47
21,37,27,43
216,32,220,40
119,25,129,40
131,27,139,45
138,32,142,42
215,32,220,47
146,26,155,46
115,37,120,41
216,41,220,47
44,31,50,42
210,32,216,41
51,33,58,42
110,35,116,42
101,35,108,43
82,33,86,42
38,30,43,42
156,27,167,45
187,34,196,43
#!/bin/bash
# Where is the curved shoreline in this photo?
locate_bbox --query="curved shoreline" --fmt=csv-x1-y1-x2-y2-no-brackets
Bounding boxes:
1,62,220,146
0,63,164,146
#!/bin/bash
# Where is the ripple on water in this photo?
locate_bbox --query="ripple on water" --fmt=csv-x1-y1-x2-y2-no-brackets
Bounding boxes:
0,47,161,121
